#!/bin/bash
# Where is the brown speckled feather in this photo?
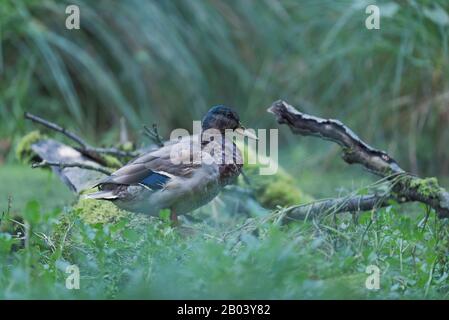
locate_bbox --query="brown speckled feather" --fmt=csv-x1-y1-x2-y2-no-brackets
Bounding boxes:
96,136,204,187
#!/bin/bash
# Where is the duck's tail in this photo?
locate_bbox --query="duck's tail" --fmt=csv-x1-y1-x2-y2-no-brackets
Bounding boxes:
82,190,118,200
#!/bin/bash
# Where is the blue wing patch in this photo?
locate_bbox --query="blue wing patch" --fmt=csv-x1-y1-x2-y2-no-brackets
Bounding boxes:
140,171,171,190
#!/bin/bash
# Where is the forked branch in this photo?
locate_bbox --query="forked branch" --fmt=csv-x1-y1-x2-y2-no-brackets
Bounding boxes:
268,100,449,218
143,124,164,147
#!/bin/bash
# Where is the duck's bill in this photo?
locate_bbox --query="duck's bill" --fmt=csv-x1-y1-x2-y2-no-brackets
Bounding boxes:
235,127,258,140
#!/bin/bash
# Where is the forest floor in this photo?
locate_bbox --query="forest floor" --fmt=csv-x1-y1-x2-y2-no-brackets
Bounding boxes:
1,163,448,299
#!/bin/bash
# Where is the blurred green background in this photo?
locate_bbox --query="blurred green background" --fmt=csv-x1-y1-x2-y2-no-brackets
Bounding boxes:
1,0,449,198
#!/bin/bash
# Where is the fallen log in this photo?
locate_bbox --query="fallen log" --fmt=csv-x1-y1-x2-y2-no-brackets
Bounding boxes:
268,100,449,219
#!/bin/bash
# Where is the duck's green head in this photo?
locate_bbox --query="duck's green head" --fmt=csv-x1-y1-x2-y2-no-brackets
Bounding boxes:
202,105,257,140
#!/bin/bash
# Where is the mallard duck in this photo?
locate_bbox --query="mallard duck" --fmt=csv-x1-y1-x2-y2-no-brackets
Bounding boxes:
85,105,257,221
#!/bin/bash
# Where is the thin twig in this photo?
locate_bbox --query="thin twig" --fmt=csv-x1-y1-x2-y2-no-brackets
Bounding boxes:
35,232,56,252
419,205,431,232
9,218,26,228
143,124,164,147
1,195,12,224
24,112,87,148
32,160,112,175
25,112,139,158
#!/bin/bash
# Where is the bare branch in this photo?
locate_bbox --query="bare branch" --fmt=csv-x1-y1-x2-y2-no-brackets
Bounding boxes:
24,112,87,148
143,124,164,147
84,147,138,158
25,112,139,159
268,100,449,218
268,100,404,176
284,194,392,221
32,160,112,175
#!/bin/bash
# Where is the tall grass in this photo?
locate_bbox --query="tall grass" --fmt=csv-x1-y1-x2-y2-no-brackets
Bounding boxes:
1,0,448,175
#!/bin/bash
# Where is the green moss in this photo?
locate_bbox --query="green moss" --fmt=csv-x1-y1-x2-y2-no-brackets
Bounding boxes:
52,199,129,246
241,165,312,208
51,198,157,261
119,142,134,152
73,199,128,224
409,177,441,198
237,142,312,208
99,143,135,168
15,130,47,164
101,155,123,169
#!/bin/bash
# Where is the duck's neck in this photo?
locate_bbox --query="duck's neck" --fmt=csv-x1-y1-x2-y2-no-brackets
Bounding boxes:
200,130,242,186
200,130,225,147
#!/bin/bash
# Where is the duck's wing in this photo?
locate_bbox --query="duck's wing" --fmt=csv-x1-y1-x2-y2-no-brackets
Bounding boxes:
95,136,203,190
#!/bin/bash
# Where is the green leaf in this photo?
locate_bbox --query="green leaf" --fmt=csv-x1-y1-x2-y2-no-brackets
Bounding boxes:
380,2,400,18
0,232,16,253
423,5,449,26
159,209,171,222
23,200,41,224
122,229,140,242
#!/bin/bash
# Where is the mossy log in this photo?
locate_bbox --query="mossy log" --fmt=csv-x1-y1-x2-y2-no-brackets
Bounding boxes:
236,142,312,209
